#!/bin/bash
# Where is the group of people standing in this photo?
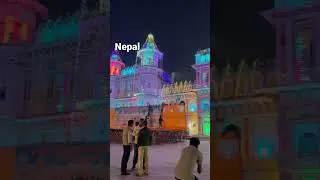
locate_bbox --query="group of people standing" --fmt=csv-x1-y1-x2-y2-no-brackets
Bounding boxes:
121,117,203,180
121,118,152,176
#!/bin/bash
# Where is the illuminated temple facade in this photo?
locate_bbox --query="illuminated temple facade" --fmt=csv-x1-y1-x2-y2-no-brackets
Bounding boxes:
0,1,109,146
110,34,210,136
0,0,110,179
211,0,320,180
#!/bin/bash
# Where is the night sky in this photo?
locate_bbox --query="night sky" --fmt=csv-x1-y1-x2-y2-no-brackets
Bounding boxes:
214,0,275,68
39,0,275,73
110,0,210,80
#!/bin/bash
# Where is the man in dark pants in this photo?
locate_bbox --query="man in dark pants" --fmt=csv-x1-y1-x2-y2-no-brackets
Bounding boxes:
131,121,141,170
121,120,134,175
136,120,152,176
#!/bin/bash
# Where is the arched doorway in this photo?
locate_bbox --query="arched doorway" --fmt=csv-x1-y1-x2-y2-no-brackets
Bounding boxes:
218,124,241,158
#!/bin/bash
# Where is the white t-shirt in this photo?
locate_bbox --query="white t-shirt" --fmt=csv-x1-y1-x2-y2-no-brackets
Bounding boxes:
175,145,203,180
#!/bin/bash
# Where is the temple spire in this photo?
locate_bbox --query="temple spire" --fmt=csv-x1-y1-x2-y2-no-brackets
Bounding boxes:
136,33,163,67
142,33,159,50
110,50,122,61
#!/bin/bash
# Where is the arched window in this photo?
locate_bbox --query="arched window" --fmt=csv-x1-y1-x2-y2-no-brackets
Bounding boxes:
178,101,185,112
201,100,210,112
217,124,241,158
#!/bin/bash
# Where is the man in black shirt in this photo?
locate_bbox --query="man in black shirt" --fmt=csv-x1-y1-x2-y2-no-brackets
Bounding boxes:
136,120,152,176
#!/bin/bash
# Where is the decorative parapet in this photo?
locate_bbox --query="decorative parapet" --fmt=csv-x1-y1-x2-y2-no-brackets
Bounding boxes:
35,0,108,45
211,60,265,100
161,81,194,95
212,60,320,100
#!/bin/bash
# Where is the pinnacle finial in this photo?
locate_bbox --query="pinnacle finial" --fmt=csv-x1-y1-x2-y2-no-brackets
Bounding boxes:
147,33,154,42
141,33,159,51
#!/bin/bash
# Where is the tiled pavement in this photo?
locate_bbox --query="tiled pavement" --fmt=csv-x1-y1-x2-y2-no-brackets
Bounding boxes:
110,140,210,180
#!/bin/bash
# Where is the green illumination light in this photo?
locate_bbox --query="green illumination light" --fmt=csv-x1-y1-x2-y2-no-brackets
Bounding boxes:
302,177,316,180
196,53,210,65
40,17,80,44
122,67,136,76
203,117,210,136
274,0,304,8
296,168,320,174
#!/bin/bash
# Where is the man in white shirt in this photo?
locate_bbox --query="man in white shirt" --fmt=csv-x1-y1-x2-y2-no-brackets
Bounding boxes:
121,120,134,175
131,121,141,170
175,137,202,180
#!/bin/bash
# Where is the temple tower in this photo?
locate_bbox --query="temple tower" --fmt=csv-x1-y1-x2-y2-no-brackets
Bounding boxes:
192,48,210,136
134,34,164,106
136,33,163,67
110,51,125,100
262,0,320,84
262,1,320,180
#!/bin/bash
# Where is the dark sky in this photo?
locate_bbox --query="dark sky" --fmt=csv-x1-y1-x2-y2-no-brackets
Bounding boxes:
214,0,275,68
39,0,275,73
40,0,81,18
110,0,210,80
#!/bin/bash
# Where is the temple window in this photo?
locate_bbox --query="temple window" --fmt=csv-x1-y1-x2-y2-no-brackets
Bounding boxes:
201,100,209,112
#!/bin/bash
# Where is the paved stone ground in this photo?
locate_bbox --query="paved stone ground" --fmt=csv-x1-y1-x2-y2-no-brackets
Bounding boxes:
110,140,210,180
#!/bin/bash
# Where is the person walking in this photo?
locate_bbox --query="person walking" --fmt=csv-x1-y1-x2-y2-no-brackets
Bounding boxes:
131,121,141,170
175,137,203,180
121,120,134,175
136,120,152,176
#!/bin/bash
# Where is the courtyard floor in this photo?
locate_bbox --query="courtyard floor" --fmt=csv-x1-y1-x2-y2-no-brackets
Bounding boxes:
110,140,210,180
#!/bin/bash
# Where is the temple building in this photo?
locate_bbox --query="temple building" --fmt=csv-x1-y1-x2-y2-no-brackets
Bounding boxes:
0,0,110,179
211,0,320,179
110,34,210,136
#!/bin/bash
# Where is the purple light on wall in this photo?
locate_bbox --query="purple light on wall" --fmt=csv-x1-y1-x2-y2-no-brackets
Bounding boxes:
162,72,172,84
